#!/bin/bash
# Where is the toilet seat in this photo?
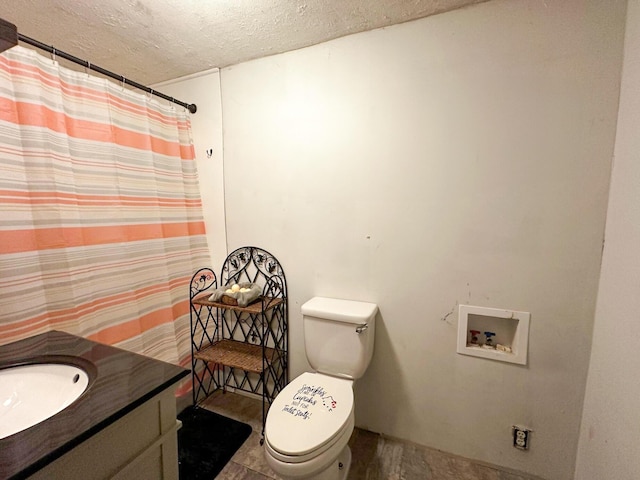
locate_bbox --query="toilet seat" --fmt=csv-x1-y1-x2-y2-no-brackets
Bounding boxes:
265,372,354,458
265,414,354,467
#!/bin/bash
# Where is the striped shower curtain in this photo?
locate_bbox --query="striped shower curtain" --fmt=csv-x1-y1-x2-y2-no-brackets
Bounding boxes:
0,45,210,374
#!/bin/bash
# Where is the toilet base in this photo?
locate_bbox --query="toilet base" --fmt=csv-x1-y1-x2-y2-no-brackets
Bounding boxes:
282,445,351,480
270,445,352,480
336,445,352,480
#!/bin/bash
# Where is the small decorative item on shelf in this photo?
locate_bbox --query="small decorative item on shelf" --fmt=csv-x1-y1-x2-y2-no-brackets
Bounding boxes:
208,282,262,307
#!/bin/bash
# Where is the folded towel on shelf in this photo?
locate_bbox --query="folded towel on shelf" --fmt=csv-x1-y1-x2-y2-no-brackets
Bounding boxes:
208,282,262,307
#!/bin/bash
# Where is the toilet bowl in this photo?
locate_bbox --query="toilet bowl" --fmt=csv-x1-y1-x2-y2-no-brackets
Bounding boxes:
264,297,378,480
264,372,355,480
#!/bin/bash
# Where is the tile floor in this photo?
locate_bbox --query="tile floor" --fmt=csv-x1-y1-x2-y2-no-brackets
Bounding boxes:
199,392,543,480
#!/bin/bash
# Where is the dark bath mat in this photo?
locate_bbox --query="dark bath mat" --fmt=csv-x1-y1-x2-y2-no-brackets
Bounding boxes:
178,405,252,479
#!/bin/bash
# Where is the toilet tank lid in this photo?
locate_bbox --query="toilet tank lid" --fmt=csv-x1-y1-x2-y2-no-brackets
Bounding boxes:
301,297,378,324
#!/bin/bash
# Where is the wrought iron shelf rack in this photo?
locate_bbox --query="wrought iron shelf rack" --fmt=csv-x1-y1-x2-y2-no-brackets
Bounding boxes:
189,247,288,440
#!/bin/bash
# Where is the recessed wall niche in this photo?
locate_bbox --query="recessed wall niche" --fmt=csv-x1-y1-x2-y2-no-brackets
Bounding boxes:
456,305,530,365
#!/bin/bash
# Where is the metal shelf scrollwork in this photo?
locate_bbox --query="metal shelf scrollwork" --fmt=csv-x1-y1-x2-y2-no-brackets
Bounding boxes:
188,247,288,440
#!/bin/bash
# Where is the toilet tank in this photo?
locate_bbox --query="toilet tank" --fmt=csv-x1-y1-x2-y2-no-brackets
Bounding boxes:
301,297,378,380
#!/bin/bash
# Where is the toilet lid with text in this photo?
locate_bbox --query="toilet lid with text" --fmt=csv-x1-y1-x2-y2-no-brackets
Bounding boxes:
265,372,354,456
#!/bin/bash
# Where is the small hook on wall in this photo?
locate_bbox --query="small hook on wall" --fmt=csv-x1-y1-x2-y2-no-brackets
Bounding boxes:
206,149,213,159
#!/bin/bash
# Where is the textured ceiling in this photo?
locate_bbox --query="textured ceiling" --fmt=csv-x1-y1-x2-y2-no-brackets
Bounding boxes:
1,0,487,85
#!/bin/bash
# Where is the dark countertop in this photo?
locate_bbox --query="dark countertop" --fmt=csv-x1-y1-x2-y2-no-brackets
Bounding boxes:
0,331,189,480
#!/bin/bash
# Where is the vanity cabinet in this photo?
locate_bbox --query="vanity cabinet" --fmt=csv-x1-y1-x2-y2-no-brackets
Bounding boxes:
189,246,288,438
0,331,188,480
29,386,181,480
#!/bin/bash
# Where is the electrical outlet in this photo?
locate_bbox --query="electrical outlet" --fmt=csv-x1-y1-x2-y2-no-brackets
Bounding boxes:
512,425,531,450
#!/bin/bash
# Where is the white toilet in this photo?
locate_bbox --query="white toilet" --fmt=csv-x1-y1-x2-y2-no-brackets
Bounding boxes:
264,296,378,480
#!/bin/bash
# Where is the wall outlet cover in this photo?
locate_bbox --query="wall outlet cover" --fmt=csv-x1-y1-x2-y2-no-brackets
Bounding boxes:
512,425,531,450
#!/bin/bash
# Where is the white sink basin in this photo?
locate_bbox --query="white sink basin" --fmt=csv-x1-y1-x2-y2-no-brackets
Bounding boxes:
0,363,89,439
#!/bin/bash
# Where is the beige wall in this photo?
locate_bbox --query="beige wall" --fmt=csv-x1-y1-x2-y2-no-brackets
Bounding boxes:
575,0,640,479
154,70,228,270
163,1,626,478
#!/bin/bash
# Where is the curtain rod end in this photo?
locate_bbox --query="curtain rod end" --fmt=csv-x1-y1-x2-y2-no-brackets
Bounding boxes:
0,18,18,54
188,104,197,114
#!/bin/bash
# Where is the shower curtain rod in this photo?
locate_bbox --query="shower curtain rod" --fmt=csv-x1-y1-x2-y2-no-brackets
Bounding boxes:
17,33,197,114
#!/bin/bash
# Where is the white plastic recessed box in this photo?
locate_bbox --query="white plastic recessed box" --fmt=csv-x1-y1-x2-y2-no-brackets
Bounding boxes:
457,305,530,365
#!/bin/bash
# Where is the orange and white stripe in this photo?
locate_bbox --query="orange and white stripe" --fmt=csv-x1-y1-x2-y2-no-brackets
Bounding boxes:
0,46,210,389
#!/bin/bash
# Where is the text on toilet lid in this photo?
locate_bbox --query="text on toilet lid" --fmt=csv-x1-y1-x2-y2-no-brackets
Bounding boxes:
281,384,337,420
